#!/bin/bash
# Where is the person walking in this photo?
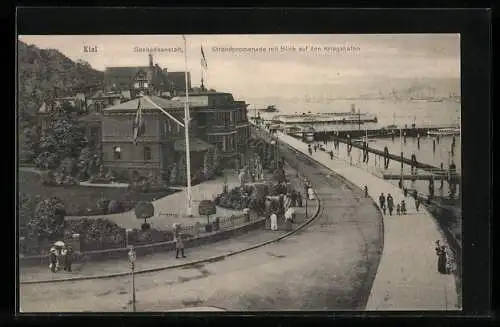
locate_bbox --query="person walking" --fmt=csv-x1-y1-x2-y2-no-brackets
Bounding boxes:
387,193,394,216
290,190,297,207
307,187,315,200
330,150,334,160
396,203,401,215
378,193,386,214
401,200,407,215
175,233,186,259
297,192,303,207
415,197,421,212
364,185,369,198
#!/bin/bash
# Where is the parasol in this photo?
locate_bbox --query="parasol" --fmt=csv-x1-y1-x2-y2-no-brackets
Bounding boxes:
54,241,65,247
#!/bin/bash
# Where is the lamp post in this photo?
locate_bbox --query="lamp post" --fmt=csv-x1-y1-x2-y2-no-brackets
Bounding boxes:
303,178,309,219
270,138,277,169
128,246,137,312
125,228,132,248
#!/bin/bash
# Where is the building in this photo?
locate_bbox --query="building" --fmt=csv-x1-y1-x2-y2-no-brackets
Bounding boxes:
101,92,250,184
172,92,250,166
104,54,190,97
163,70,192,95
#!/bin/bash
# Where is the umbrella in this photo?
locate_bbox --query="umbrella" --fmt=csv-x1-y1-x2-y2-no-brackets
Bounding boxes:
54,241,65,247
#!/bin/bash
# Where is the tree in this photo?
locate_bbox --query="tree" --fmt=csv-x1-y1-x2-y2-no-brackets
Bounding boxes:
35,104,86,170
198,200,216,224
272,168,286,184
26,197,66,241
135,201,155,231
19,125,40,163
19,193,37,236
76,146,102,180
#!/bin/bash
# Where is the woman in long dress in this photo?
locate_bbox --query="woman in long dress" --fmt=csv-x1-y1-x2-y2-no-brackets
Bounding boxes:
435,241,448,274
49,247,58,273
270,212,278,231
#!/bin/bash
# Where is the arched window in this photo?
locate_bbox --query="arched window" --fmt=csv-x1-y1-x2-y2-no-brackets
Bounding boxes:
113,146,121,160
144,146,152,161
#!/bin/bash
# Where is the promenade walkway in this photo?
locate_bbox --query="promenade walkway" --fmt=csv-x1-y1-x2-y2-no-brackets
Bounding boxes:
271,129,459,310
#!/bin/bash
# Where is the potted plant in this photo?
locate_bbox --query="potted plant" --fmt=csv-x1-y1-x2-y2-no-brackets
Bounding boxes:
135,201,155,231
199,200,216,232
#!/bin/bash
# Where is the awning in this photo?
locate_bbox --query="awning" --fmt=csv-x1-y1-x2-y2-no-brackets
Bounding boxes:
174,138,214,152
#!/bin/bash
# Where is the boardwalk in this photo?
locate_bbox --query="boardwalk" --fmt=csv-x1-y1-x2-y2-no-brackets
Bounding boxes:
254,124,459,310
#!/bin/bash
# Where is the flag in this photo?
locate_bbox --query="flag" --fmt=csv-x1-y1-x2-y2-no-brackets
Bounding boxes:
201,45,208,70
132,99,145,145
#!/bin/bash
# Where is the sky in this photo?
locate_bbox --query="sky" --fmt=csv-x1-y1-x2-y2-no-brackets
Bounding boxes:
18,34,460,100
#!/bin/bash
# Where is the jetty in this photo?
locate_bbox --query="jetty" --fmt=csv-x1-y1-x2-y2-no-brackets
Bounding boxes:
309,124,459,139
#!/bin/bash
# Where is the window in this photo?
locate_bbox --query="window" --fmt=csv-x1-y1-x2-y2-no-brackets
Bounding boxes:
144,146,152,161
113,146,121,160
164,120,171,134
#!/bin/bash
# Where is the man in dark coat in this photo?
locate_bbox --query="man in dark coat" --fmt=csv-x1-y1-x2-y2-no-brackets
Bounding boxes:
297,192,303,207
290,190,297,207
387,193,394,216
378,193,386,214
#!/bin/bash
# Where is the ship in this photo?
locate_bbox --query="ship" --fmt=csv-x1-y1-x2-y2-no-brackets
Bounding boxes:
273,105,377,127
427,128,461,136
258,105,279,112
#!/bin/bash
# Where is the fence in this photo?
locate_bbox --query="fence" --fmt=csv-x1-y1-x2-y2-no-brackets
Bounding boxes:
20,212,258,256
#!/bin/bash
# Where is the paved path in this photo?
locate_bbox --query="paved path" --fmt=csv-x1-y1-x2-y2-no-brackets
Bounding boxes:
20,142,383,312
275,130,459,310
66,173,244,230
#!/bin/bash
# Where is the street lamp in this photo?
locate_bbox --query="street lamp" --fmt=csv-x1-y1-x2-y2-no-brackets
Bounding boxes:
270,139,277,169
125,228,133,248
128,246,137,312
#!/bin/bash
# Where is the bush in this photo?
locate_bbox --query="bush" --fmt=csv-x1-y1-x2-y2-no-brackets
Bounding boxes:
105,170,117,182
96,197,109,214
40,171,56,186
65,218,126,251
26,197,66,241
128,228,174,245
107,200,121,214
19,193,36,234
141,222,151,231
269,183,287,196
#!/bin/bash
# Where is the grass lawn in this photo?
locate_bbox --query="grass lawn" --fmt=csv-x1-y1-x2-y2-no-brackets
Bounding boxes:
19,170,179,216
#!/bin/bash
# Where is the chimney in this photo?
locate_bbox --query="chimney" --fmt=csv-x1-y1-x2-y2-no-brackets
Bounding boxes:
149,53,153,67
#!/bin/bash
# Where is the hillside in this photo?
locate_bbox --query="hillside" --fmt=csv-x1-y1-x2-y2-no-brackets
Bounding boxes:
17,40,105,120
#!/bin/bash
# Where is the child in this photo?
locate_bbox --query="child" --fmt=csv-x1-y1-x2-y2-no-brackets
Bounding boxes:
396,203,401,215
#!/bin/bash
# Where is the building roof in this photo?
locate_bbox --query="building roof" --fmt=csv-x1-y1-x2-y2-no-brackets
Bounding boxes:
103,96,185,112
105,67,150,79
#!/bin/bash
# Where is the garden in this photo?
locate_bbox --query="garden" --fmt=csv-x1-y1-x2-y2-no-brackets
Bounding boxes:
19,170,179,216
213,164,290,217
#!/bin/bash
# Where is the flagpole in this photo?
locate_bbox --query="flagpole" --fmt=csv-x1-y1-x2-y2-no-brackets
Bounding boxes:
183,35,193,217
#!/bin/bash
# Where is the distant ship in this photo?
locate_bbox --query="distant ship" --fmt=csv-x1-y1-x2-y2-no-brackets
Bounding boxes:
257,105,279,112
427,128,461,136
273,104,377,133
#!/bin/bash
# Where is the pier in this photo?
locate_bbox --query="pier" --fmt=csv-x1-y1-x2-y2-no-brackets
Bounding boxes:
280,123,458,139
249,122,459,310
